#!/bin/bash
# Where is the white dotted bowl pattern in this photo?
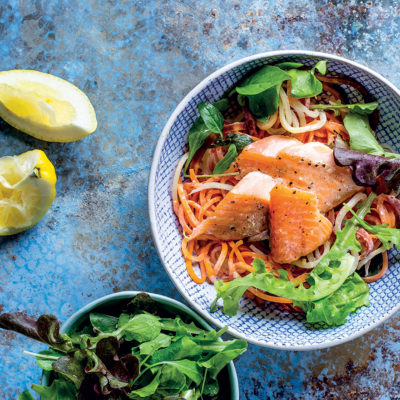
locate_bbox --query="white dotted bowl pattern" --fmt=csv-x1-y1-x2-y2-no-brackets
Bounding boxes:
149,51,400,350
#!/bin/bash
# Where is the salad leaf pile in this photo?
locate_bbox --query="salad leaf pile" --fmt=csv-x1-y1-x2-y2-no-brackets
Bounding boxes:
1,293,247,400
212,193,380,326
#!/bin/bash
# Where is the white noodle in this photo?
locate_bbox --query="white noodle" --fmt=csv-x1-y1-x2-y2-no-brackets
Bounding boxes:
172,153,189,203
290,102,306,126
364,260,371,276
334,192,367,232
291,240,331,269
357,246,386,269
279,88,327,134
291,99,320,118
350,250,360,274
189,182,233,195
256,112,278,130
249,244,268,256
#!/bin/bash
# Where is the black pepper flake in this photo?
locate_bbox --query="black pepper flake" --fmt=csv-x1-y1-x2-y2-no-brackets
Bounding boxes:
230,226,235,230
292,191,297,194
305,202,309,205
314,164,319,167
307,162,312,166
278,156,282,160
294,170,297,174
318,220,321,223
301,158,304,162
231,201,235,203
289,182,293,186
338,188,342,191
322,164,326,168
307,186,312,189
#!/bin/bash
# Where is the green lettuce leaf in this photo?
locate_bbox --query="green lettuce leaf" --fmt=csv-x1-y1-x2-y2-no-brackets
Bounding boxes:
310,101,378,115
294,273,369,326
32,379,77,400
344,112,400,159
211,193,375,316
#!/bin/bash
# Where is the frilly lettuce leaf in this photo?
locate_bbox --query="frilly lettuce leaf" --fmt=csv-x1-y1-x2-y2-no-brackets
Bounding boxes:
211,193,376,317
294,273,369,326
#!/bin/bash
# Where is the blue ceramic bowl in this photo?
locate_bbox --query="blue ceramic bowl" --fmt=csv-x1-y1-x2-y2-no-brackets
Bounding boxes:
148,50,400,350
42,291,239,398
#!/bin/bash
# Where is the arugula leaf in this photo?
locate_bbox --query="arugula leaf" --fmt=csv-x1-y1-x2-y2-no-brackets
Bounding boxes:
32,379,77,400
213,144,238,174
212,132,253,151
160,317,204,335
150,336,202,364
158,364,187,392
17,390,35,400
89,312,118,333
129,370,162,398
274,61,304,69
294,273,369,326
346,206,400,249
343,112,400,158
212,193,375,316
247,84,280,119
139,333,172,355
253,258,267,274
310,101,378,115
198,102,224,136
157,360,203,386
236,65,291,95
198,340,247,379
288,60,327,98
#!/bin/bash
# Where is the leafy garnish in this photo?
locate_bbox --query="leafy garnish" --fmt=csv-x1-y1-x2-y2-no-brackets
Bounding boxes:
213,144,238,175
1,293,247,399
17,390,35,400
236,65,291,96
184,100,226,172
198,102,224,136
345,205,400,249
274,61,304,69
310,101,378,115
211,193,375,316
212,132,254,150
288,60,327,98
333,147,400,192
247,84,280,119
343,112,400,158
294,273,369,326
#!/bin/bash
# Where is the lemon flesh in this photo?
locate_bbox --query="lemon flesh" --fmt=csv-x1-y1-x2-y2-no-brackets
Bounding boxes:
0,70,97,142
0,149,56,235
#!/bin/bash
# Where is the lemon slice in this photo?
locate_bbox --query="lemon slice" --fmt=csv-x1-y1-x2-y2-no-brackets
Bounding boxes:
0,149,56,235
0,70,97,142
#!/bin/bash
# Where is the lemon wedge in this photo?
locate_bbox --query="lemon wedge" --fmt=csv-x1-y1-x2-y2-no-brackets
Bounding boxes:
0,149,56,235
0,70,97,142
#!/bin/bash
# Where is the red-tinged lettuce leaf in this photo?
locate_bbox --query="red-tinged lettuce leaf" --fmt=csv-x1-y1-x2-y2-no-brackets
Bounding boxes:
125,292,160,316
0,313,71,352
334,147,400,192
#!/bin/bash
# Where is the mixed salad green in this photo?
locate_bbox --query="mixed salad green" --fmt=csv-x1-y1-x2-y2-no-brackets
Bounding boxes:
0,293,247,399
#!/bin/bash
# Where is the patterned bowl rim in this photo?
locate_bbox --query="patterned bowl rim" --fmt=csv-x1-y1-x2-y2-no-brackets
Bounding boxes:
148,50,400,351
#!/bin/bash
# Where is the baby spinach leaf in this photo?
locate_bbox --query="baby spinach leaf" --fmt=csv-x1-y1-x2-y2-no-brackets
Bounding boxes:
160,317,204,335
247,84,280,119
157,360,203,386
17,390,35,400
274,61,304,69
310,101,378,115
89,313,118,333
212,193,375,316
343,112,400,158
198,102,224,136
32,379,77,400
139,333,172,355
333,147,400,190
34,349,63,371
294,273,369,326
158,364,187,391
212,98,229,113
118,313,161,343
213,144,238,174
288,60,327,98
212,132,253,151
345,206,400,249
236,65,291,95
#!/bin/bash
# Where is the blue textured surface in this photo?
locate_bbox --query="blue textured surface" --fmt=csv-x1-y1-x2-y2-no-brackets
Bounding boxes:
1,0,400,398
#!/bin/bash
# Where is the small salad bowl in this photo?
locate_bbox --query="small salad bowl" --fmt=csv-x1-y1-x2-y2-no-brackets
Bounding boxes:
149,50,400,350
41,291,240,399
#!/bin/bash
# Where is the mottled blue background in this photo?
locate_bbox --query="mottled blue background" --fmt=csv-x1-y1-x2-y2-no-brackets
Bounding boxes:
1,0,400,399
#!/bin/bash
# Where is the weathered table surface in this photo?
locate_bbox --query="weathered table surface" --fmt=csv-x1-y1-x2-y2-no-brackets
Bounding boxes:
2,1,400,398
